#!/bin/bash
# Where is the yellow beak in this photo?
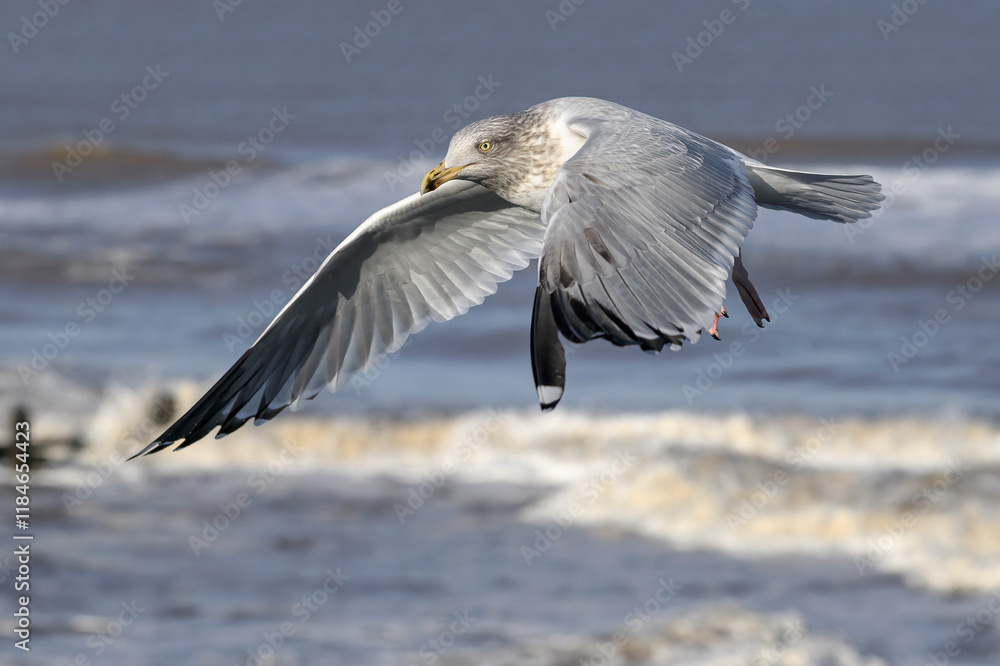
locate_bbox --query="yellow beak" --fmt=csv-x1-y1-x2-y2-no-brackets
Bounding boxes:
420,162,467,195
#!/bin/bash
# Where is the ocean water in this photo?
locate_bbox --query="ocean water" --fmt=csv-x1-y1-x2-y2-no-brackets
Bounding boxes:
1,1,999,664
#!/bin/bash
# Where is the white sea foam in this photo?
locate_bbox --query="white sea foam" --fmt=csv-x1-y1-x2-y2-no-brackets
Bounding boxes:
430,605,885,666
47,380,1000,595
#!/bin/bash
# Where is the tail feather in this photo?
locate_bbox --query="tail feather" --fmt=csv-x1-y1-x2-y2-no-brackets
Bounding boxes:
744,164,884,223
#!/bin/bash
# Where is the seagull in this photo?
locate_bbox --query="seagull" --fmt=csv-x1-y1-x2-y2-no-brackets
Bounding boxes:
133,97,882,456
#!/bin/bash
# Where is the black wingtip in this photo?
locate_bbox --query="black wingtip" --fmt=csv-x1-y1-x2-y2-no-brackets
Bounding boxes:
127,439,172,460
254,404,287,424
130,423,196,459
217,414,250,437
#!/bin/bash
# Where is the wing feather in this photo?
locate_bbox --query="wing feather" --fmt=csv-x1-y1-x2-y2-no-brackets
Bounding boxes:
135,181,543,455
538,110,758,350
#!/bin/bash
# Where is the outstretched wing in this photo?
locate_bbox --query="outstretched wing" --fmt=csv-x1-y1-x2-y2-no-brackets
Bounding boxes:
537,113,757,354
136,181,542,455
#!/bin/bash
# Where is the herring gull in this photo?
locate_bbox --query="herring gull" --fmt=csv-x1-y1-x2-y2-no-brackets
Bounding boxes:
133,97,883,456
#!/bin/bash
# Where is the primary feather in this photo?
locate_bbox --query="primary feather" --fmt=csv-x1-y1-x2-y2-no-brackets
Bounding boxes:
136,97,883,455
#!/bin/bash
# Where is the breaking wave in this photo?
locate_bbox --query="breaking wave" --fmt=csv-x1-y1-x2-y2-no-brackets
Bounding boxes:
41,380,1000,595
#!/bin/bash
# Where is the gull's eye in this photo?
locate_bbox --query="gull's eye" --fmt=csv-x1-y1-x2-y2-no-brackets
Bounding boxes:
477,140,494,153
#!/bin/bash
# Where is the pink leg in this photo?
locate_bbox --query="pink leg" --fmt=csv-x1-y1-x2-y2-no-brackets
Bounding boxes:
708,306,727,340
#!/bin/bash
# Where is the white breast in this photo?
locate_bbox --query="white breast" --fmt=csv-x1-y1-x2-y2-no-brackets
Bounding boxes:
508,117,589,213
552,119,588,165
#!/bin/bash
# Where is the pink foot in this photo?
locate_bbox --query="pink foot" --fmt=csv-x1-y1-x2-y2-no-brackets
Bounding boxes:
708,306,727,340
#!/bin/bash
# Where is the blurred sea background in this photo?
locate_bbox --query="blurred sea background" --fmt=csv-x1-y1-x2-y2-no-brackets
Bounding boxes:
1,1,999,664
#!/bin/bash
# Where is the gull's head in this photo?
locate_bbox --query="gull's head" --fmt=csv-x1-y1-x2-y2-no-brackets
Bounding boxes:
420,109,567,211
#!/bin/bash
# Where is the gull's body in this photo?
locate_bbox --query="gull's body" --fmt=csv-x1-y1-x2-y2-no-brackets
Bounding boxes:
135,97,882,456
